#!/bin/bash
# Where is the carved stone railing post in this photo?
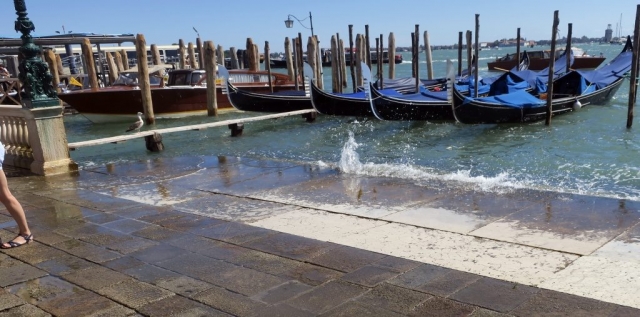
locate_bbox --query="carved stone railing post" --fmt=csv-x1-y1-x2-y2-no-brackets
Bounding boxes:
8,0,77,175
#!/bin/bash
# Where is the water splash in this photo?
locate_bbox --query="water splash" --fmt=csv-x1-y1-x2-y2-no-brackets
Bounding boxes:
339,131,363,173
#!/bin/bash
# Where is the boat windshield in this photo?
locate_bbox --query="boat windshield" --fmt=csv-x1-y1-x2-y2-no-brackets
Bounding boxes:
113,72,163,86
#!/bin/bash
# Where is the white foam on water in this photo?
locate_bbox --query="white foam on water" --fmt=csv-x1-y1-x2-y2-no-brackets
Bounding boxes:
330,131,640,201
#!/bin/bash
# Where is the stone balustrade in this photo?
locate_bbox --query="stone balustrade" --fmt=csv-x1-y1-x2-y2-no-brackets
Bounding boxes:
0,104,77,175
0,105,33,170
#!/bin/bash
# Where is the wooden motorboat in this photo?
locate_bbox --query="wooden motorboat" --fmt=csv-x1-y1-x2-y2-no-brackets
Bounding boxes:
58,65,296,123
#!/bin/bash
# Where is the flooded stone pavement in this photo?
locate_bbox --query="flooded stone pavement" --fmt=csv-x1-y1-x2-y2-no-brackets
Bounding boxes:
1,155,640,316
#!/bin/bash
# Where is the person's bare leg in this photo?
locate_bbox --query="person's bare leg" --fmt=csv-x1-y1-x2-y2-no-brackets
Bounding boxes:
0,170,31,247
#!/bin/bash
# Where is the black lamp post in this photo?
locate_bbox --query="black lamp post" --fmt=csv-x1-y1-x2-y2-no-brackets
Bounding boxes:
284,12,314,38
14,0,58,108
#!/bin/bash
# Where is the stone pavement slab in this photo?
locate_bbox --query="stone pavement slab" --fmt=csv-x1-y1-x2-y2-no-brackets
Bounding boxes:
1,157,640,316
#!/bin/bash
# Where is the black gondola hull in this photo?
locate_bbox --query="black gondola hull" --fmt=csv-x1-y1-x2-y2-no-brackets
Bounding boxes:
226,80,312,113
452,77,625,124
310,80,374,117
370,85,453,121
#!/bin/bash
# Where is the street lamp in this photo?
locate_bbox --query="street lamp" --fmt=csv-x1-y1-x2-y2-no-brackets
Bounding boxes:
55,25,71,34
284,12,314,38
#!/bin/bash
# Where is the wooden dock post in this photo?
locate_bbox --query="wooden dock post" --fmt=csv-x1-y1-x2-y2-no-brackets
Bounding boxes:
516,28,521,67
379,34,384,88
283,38,294,80
415,25,420,82
307,37,318,86
228,123,244,137
55,54,64,76
565,23,572,72
204,40,218,117
114,51,125,73
388,32,396,79
297,33,304,83
627,4,640,128
457,32,463,76
80,38,99,90
331,35,340,92
348,25,356,92
546,10,560,126
292,38,299,90
338,34,347,91
230,47,239,69
145,132,164,152
106,52,118,84
474,14,480,98
265,41,273,93
120,49,129,70
196,38,204,70
150,44,161,65
44,49,60,92
246,38,258,71
375,37,381,81
466,31,472,73
365,25,371,69
355,34,363,87
135,34,155,125
188,42,197,69
216,45,224,70
424,30,433,80
178,39,186,69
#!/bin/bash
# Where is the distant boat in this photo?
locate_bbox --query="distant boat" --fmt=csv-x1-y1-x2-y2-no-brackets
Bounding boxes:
488,47,605,71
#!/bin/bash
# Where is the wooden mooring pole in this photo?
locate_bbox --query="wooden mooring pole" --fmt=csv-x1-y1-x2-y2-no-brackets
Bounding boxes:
474,15,479,98
204,40,218,117
348,25,356,92
466,31,472,73
516,28,521,67
331,35,340,92
388,32,396,79
188,42,197,69
628,4,640,128
424,30,433,80
457,32,462,76
44,49,60,93
106,52,118,84
81,38,99,90
566,23,572,72
135,33,155,124
284,38,294,80
365,25,371,69
178,39,186,69
265,41,273,93
546,10,560,126
150,44,161,65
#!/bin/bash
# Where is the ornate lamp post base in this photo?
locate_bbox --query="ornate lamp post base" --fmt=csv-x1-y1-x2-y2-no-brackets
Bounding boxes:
8,0,78,176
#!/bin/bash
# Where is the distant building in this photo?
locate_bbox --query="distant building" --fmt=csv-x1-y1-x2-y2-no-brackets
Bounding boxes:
604,24,613,42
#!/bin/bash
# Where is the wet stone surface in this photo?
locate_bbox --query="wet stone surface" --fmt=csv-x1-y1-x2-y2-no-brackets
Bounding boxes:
2,156,640,316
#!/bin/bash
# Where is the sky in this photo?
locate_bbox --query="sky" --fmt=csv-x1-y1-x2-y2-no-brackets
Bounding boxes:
1,0,638,52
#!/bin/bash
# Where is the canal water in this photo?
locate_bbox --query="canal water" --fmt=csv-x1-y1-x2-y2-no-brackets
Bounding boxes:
64,43,640,201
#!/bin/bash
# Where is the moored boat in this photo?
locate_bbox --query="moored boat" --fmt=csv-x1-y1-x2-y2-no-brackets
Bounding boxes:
221,64,314,113
59,65,296,123
488,46,604,71
452,36,632,124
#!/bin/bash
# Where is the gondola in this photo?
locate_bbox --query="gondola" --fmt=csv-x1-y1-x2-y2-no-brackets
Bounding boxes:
451,36,632,124
220,64,314,113
309,64,407,117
